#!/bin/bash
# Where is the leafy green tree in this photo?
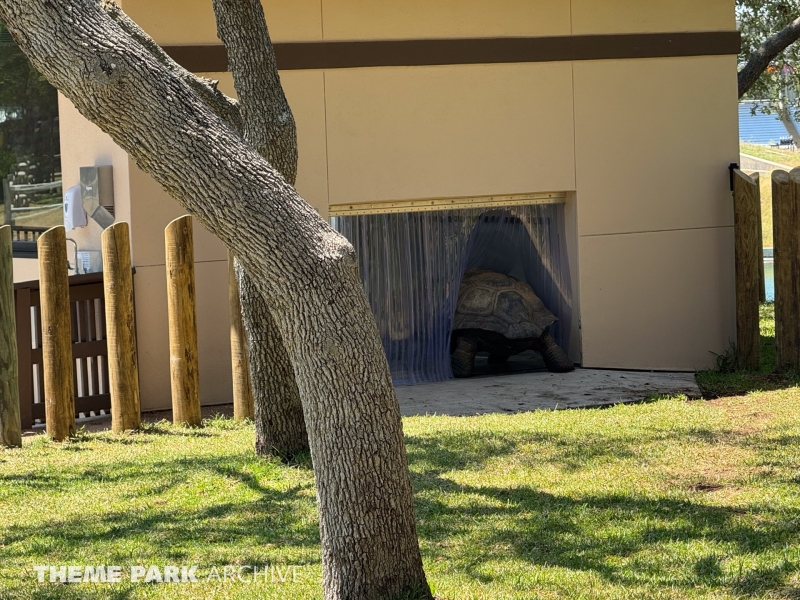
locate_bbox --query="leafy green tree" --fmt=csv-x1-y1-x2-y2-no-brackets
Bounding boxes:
738,0,800,143
0,21,60,183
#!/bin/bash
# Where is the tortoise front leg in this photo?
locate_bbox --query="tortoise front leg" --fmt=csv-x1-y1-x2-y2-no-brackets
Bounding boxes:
536,331,574,373
451,335,478,377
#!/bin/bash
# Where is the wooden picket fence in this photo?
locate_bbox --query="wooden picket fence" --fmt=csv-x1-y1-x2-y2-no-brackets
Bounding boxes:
771,169,800,372
731,169,763,370
1,216,251,446
734,166,800,373
14,272,111,429
0,222,143,442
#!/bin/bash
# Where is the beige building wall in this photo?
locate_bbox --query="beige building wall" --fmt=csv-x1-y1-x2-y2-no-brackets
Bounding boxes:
321,0,571,40
121,0,323,44
323,62,576,205
122,0,734,43
51,0,738,411
11,258,38,283
571,0,735,34
573,55,739,369
205,71,330,214
579,228,736,370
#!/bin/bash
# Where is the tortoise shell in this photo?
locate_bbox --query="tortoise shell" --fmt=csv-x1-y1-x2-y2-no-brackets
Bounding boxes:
453,270,557,339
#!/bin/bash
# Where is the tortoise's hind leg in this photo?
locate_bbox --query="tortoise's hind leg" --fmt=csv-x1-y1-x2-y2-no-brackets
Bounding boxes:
537,331,574,373
451,335,478,377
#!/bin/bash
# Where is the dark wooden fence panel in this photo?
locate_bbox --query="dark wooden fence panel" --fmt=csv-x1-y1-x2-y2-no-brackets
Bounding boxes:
10,226,47,258
14,273,110,428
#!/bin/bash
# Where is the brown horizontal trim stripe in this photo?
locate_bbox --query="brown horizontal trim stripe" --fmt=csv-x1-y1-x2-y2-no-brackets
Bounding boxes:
163,31,740,73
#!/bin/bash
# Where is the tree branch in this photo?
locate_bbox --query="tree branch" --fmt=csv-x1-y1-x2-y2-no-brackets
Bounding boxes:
212,0,297,183
739,15,800,98
98,0,243,132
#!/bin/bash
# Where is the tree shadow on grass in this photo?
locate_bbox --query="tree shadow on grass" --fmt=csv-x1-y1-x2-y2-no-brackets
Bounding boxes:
405,425,731,477
0,452,278,496
0,422,318,596
406,426,800,598
0,453,321,589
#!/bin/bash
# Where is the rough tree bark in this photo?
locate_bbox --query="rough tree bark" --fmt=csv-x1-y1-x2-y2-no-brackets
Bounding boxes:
102,0,308,457
100,0,242,129
739,16,800,98
211,0,308,458
0,1,431,598
236,264,308,456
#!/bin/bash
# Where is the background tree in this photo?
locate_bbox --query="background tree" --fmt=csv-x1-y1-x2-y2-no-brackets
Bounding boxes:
0,22,59,185
0,0,432,598
738,0,800,142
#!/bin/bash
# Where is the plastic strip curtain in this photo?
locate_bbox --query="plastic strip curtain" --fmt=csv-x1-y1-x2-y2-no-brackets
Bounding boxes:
330,204,572,385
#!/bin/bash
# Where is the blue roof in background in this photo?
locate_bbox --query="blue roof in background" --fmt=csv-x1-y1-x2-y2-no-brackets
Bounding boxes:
739,101,797,144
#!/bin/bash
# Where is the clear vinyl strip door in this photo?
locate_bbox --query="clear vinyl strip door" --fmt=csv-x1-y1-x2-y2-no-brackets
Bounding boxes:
331,203,572,386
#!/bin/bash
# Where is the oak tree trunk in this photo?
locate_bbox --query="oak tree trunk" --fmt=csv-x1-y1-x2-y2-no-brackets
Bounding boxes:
236,261,308,457
0,1,431,597
102,0,307,456
211,0,309,458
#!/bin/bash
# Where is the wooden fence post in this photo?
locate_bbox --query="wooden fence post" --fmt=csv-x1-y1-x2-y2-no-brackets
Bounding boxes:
37,226,75,441
165,216,201,427
733,170,762,370
0,226,22,447
102,222,141,433
229,254,254,420
772,169,800,371
3,178,12,227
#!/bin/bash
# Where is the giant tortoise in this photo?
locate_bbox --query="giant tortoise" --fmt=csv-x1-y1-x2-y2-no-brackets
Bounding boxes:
451,269,574,377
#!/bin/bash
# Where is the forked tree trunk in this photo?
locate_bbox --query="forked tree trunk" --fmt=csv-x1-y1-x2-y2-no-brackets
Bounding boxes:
0,1,431,597
101,0,308,457
211,0,308,458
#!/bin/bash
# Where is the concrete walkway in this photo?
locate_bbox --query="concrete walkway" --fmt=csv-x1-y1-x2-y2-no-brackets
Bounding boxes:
30,368,700,434
395,369,701,417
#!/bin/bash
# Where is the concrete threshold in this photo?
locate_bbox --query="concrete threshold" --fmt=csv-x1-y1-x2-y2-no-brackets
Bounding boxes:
395,368,701,417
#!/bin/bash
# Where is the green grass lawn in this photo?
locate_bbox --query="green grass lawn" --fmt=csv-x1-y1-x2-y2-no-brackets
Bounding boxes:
2,309,800,599
696,304,800,399
738,142,798,249
740,142,800,169
0,201,63,228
